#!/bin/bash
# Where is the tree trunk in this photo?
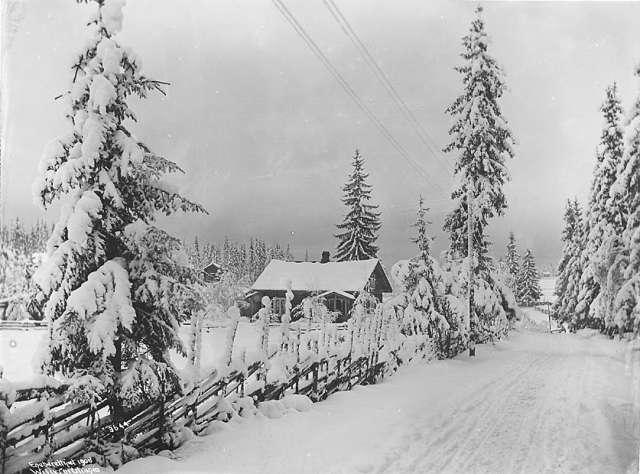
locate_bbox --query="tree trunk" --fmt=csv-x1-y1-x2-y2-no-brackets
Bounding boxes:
467,185,475,357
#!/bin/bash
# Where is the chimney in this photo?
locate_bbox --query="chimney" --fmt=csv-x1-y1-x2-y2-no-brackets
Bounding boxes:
321,251,331,263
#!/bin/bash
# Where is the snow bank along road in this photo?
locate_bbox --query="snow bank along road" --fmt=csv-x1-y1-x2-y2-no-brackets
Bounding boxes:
121,309,640,474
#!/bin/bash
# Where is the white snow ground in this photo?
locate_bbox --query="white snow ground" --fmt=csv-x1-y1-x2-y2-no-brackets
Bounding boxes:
118,308,640,474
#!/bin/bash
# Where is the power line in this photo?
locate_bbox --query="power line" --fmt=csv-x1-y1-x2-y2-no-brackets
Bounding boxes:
271,0,446,195
272,0,438,190
322,0,453,175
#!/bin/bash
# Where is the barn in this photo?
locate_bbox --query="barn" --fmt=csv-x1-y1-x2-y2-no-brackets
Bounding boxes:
245,258,392,320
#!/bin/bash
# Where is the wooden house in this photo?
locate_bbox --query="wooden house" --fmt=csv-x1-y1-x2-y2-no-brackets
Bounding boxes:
245,258,392,320
202,260,225,283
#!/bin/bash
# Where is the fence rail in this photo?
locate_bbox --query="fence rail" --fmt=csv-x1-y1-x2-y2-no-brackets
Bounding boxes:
0,320,47,330
1,321,423,474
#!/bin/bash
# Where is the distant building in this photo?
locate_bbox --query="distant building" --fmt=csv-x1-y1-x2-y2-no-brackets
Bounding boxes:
202,260,225,283
245,256,392,320
0,299,8,320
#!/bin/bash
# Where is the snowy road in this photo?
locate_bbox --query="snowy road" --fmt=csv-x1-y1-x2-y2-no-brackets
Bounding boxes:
378,332,638,473
121,311,640,474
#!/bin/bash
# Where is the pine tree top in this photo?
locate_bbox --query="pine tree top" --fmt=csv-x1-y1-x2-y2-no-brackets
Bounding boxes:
443,7,515,263
561,198,582,244
412,195,432,261
335,149,382,261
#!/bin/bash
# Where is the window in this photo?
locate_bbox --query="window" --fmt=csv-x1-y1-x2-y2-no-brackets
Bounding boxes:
272,297,285,315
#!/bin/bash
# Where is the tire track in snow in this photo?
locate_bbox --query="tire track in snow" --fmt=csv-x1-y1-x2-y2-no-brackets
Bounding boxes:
377,333,637,474
426,353,553,473
376,350,549,473
451,354,554,473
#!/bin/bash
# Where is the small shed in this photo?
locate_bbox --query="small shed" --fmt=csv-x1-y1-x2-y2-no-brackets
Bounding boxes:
245,258,392,320
202,260,225,283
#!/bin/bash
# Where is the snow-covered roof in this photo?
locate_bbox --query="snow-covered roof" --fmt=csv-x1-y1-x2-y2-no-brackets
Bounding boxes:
251,259,387,292
203,260,224,272
318,290,355,300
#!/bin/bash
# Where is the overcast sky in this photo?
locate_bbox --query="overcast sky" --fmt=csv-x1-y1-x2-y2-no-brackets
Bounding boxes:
3,0,640,267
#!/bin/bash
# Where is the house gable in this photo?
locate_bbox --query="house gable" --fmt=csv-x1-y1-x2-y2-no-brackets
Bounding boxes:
369,261,393,294
251,259,389,293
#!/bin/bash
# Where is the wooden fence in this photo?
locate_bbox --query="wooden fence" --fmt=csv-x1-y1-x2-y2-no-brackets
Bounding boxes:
1,323,425,473
0,320,47,330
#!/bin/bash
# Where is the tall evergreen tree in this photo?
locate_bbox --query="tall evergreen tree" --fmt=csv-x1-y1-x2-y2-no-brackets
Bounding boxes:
575,84,626,328
443,6,515,342
607,65,640,333
443,7,514,264
554,199,580,307
553,199,585,326
504,232,520,295
517,249,542,306
30,0,206,412
335,149,381,261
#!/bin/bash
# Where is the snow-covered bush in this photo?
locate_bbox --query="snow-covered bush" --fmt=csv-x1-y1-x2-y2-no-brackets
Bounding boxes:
438,253,513,347
0,247,45,320
201,272,250,323
0,219,49,309
292,294,340,324
398,197,452,357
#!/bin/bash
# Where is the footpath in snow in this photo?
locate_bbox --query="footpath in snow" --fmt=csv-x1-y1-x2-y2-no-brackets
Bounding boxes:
119,309,640,474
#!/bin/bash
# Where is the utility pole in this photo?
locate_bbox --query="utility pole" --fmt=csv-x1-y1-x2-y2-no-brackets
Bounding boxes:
467,184,475,357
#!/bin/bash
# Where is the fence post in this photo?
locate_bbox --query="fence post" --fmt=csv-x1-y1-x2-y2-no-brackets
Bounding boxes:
347,354,351,390
312,362,318,400
0,371,5,473
1,404,6,474
240,349,247,398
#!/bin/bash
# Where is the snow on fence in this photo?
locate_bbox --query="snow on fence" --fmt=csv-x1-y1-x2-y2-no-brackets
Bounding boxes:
0,301,434,473
0,320,48,330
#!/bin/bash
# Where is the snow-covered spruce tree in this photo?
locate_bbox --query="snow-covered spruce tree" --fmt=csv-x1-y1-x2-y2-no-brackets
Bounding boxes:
30,0,206,419
335,149,381,261
402,196,450,357
553,199,585,327
516,249,542,306
503,232,520,295
443,6,515,343
553,199,579,318
606,65,640,334
575,83,626,329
